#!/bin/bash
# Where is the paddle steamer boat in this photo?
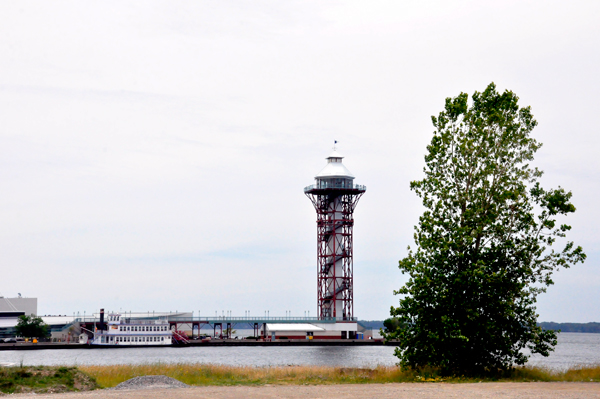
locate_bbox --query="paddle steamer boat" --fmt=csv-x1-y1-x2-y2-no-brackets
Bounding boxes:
88,311,172,346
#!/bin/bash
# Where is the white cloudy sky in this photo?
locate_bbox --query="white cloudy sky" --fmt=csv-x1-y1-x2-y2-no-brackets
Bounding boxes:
0,1,598,322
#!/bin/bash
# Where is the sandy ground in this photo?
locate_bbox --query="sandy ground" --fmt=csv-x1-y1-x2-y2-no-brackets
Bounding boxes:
9,383,600,399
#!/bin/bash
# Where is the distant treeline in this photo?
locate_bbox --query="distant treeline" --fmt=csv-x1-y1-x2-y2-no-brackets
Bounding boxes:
358,320,385,330
359,320,600,334
539,322,600,333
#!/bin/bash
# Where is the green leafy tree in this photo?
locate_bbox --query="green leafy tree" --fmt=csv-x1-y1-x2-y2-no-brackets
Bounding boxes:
15,315,50,339
383,83,585,374
382,317,405,335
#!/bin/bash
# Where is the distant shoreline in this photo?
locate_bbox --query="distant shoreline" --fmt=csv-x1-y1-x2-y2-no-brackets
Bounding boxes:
359,321,600,334
538,322,600,333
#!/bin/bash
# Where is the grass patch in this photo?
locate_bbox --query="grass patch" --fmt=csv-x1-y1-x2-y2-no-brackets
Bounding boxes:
79,363,600,388
0,366,98,394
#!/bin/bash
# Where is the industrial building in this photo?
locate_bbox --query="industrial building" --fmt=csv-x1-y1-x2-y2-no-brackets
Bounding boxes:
0,295,38,339
0,296,37,316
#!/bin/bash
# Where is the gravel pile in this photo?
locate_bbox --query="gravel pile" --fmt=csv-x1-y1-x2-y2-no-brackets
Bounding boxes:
111,375,189,390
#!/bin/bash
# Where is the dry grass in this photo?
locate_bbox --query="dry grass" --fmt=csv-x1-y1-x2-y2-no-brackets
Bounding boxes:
79,363,600,388
559,365,600,381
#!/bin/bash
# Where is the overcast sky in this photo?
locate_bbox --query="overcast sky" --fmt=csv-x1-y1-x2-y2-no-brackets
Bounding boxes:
0,1,598,322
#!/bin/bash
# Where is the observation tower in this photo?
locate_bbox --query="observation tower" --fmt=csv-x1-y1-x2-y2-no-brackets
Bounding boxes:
304,148,366,320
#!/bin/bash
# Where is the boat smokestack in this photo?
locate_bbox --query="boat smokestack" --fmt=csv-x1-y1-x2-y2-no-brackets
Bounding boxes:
99,308,105,330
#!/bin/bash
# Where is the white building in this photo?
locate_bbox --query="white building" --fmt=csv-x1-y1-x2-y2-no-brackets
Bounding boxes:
0,296,37,315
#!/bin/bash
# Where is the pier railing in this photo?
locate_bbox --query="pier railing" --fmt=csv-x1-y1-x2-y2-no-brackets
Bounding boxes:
168,316,358,324
72,316,357,324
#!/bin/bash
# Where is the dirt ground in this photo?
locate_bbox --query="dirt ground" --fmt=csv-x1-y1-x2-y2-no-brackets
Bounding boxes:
9,383,600,399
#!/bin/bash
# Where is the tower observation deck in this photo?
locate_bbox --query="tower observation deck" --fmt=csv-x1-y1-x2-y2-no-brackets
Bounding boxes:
304,149,366,320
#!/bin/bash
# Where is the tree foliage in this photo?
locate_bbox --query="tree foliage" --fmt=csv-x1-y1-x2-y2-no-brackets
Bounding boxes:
383,317,404,333
15,315,50,339
383,83,585,374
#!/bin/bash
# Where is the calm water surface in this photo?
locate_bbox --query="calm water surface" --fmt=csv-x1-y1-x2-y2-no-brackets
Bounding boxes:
1,333,598,369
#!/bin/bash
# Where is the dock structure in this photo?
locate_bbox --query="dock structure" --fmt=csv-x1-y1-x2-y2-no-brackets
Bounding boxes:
70,314,359,340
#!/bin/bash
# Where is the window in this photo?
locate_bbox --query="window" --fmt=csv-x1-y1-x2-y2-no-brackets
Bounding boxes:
127,326,130,331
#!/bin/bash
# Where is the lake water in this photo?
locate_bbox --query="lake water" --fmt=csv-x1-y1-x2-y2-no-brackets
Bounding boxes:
1,333,599,369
